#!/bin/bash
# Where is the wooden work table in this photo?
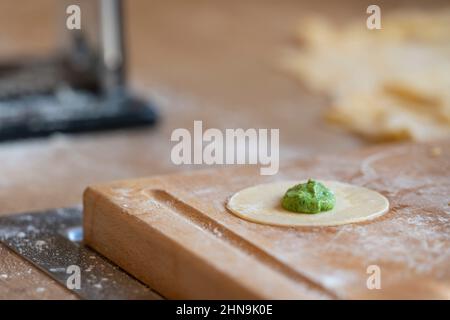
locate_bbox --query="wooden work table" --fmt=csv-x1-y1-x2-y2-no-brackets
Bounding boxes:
0,0,445,299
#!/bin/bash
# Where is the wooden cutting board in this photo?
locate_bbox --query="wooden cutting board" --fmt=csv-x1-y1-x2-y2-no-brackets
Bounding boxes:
83,141,450,299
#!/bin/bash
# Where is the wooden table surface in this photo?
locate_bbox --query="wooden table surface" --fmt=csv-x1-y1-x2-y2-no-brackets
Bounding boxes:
0,0,445,299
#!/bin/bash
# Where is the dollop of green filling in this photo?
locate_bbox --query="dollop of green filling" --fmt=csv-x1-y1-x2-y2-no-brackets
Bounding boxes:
281,179,335,214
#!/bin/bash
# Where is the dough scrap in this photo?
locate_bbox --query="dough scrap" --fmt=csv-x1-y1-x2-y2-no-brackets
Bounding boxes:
227,181,389,227
283,9,450,141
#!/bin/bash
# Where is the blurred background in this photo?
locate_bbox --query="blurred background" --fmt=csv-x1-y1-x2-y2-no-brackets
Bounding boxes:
0,0,448,211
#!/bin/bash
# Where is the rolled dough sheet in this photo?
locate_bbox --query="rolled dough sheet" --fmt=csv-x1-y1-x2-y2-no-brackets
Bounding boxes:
227,181,389,227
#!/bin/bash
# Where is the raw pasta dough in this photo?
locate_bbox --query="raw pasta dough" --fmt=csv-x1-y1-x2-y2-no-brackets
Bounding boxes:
283,9,450,141
227,181,389,227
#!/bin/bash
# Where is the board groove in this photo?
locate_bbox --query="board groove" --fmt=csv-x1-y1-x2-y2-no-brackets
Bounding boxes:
149,189,338,299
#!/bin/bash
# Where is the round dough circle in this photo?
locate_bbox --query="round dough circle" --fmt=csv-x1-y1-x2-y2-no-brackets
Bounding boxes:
227,180,389,227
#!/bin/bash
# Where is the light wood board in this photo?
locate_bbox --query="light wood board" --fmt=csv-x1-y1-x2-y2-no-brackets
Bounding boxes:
84,141,450,299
